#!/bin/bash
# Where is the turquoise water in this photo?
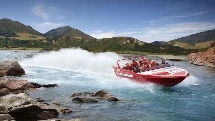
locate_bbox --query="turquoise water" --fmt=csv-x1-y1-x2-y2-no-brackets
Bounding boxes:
1,49,215,121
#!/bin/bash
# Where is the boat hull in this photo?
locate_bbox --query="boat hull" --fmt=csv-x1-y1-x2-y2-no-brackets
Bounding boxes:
113,66,189,87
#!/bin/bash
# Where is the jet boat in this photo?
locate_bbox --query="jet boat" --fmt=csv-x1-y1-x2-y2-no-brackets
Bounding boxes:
113,56,189,87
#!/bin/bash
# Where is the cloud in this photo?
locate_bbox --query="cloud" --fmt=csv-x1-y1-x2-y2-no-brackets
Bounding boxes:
31,5,49,20
31,4,64,21
144,10,215,24
90,30,117,39
89,22,215,42
32,22,65,33
137,22,215,42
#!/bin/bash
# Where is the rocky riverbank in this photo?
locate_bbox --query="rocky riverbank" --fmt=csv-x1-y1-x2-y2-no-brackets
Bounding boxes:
0,60,77,121
187,47,215,67
0,59,121,121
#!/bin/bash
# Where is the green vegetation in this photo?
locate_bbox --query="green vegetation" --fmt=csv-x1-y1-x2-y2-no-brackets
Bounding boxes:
2,18,214,55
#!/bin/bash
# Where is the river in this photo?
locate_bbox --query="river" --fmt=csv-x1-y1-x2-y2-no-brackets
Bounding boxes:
1,48,215,121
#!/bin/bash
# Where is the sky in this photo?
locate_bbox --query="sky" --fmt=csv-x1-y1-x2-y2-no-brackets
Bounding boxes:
0,0,215,42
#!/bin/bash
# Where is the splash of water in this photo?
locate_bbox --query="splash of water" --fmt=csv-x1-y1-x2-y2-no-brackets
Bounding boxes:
20,48,154,90
178,75,199,86
21,48,120,73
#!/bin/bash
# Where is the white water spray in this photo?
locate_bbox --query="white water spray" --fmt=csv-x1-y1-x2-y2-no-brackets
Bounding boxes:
20,48,153,90
21,48,120,73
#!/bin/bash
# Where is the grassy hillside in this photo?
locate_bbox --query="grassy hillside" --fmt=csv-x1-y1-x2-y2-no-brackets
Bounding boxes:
0,18,199,55
170,29,215,50
44,26,95,41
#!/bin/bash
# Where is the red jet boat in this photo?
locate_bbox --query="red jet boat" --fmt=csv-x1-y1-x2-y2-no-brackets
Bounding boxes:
113,56,189,87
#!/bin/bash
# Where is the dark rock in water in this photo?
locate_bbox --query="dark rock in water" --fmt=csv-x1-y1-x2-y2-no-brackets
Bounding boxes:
60,108,73,114
108,97,120,102
42,84,58,88
71,90,120,103
0,60,25,77
72,97,98,103
30,82,58,88
92,90,112,99
71,92,94,97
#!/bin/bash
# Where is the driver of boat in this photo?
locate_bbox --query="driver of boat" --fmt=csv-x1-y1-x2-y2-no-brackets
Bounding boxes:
161,59,168,65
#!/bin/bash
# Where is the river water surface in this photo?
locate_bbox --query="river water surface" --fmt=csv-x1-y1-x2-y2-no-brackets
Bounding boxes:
1,48,215,121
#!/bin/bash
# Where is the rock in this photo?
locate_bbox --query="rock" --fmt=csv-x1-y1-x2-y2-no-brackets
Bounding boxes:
71,90,120,103
30,82,58,88
0,93,59,120
60,108,73,114
0,60,25,77
0,114,14,121
0,88,10,96
93,90,112,99
107,97,120,102
71,92,94,97
0,78,36,96
72,97,98,103
42,84,58,88
5,79,34,91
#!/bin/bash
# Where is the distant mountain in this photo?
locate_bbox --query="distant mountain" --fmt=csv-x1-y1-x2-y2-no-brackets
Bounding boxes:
44,26,95,41
0,18,42,37
170,29,215,50
0,18,197,55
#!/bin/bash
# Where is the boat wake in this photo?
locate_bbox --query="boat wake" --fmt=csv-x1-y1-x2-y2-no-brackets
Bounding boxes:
178,75,199,86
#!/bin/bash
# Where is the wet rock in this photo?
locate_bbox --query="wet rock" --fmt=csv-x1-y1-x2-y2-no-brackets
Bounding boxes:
71,92,94,97
30,82,58,88
42,84,58,88
0,60,25,77
108,96,120,102
72,97,98,103
0,93,59,120
71,90,120,103
92,90,112,99
60,108,73,114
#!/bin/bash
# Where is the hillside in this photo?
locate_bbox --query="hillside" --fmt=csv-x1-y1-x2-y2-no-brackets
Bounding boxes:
170,29,215,50
0,18,45,40
44,26,95,41
0,18,197,55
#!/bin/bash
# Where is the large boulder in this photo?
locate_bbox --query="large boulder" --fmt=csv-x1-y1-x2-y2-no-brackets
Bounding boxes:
187,47,215,67
0,78,35,96
0,93,59,120
0,60,25,77
0,78,58,96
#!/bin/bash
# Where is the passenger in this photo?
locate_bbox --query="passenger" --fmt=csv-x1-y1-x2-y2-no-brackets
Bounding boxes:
123,63,132,70
131,60,140,73
148,59,152,68
161,59,168,65
151,60,159,67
